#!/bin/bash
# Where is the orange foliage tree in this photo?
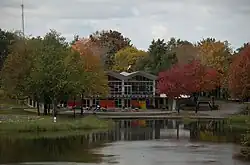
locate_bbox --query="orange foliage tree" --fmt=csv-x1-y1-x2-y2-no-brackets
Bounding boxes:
72,38,109,97
229,45,250,100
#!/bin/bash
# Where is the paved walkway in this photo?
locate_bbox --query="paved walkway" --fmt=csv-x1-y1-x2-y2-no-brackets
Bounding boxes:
24,101,245,118
199,101,244,117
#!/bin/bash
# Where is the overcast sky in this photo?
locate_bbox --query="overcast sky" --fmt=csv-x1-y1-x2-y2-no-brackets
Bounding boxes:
0,0,249,49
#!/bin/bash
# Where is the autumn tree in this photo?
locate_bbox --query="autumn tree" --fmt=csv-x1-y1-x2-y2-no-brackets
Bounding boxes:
197,38,232,87
1,36,47,115
72,38,109,96
235,43,249,54
174,42,199,64
158,60,218,97
90,30,131,70
1,38,34,100
157,60,219,110
72,37,109,114
112,46,148,72
228,45,250,100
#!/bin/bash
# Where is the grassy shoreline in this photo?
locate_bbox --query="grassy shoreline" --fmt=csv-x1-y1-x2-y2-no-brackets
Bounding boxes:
0,129,111,140
0,115,113,133
0,100,114,133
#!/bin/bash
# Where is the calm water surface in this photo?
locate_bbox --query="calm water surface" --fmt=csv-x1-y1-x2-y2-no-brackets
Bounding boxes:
0,120,248,165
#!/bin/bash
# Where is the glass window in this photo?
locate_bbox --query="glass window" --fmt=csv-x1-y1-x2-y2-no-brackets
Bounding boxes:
115,99,122,107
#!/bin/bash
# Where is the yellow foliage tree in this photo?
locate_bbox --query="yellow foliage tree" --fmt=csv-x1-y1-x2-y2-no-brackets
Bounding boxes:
112,47,148,72
197,38,232,87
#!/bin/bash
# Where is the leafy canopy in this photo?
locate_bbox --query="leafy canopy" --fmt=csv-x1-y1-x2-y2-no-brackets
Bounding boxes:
229,45,250,99
157,60,219,98
112,46,148,72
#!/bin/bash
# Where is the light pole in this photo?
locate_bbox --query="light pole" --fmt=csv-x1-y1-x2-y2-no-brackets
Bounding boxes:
21,0,25,36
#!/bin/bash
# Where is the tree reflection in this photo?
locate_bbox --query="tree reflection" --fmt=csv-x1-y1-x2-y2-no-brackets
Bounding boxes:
0,135,106,163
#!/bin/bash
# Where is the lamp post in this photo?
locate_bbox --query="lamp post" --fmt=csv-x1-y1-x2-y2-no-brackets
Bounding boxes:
21,0,25,36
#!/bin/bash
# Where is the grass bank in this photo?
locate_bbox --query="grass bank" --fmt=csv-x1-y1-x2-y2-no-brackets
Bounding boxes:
0,99,114,133
0,115,113,133
227,115,250,132
0,129,110,140
183,115,249,132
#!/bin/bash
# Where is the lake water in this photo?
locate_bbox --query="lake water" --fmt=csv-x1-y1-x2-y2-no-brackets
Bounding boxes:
0,120,248,165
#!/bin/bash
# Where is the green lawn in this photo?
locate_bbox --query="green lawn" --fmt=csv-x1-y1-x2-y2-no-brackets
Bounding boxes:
0,100,113,133
0,115,113,133
227,115,250,131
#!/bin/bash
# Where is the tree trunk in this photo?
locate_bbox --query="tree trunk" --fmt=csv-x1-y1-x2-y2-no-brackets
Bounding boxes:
48,103,51,114
211,96,215,107
194,93,199,113
37,101,40,116
80,94,84,115
52,98,57,118
172,99,176,111
43,104,48,115
43,95,48,115
168,99,173,111
34,95,40,116
73,96,76,118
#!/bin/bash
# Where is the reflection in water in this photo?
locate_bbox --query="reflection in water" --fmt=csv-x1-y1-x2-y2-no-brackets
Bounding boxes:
0,119,247,165
0,135,108,164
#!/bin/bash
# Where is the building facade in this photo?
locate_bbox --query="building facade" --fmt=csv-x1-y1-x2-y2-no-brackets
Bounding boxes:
27,71,164,110
82,71,159,109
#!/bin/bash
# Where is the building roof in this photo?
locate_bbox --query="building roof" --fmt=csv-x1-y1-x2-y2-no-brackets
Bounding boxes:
106,71,125,80
120,71,132,76
106,71,157,80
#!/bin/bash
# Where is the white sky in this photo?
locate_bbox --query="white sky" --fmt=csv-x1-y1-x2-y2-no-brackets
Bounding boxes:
1,0,250,50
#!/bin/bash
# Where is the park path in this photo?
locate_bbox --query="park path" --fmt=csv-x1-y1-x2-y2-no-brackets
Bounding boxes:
198,101,244,117
23,101,246,118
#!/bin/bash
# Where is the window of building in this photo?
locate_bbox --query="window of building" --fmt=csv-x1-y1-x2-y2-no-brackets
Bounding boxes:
109,81,122,95
115,99,122,107
93,99,99,107
126,80,153,95
124,85,132,95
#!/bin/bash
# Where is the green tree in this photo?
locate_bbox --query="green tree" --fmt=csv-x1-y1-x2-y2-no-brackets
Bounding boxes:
137,38,187,74
0,29,20,70
90,30,132,70
28,30,75,116
2,30,86,116
112,47,148,72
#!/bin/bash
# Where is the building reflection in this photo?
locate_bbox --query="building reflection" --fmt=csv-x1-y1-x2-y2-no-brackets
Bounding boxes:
84,120,190,143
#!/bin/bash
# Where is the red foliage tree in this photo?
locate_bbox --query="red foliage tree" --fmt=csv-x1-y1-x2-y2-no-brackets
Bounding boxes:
157,60,219,98
229,45,250,99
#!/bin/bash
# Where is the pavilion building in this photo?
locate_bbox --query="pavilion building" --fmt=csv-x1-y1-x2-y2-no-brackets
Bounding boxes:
82,71,164,109
27,71,166,110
